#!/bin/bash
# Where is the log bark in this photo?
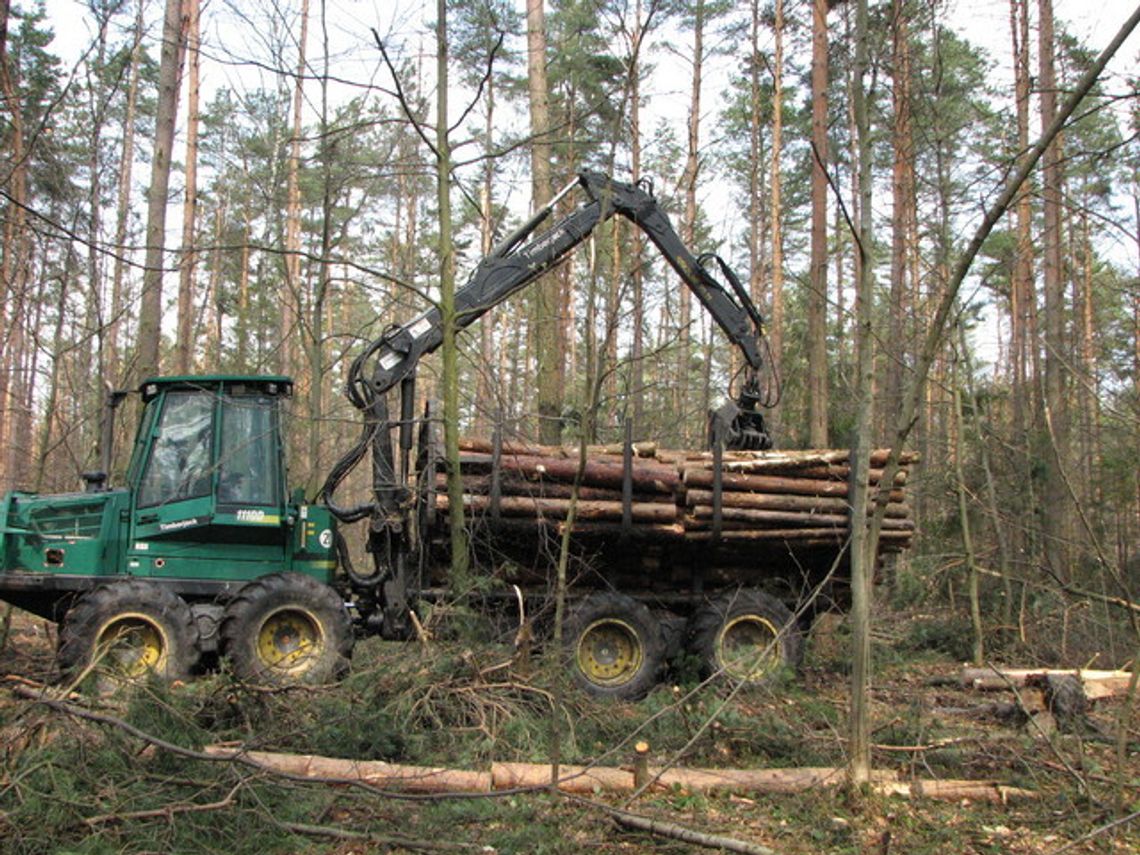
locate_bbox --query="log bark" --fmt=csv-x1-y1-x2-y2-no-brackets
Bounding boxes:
685,528,912,543
683,469,905,502
437,494,677,523
436,473,659,503
957,667,1133,700
203,747,492,793
459,436,660,460
875,779,1036,803
685,489,910,518
687,506,914,530
203,750,1027,804
458,453,678,492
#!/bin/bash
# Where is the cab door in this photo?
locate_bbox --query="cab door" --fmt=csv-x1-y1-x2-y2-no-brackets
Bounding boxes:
131,390,218,540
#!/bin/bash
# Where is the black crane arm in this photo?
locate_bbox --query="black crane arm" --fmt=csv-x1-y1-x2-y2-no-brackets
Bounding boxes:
323,172,773,528
351,172,769,406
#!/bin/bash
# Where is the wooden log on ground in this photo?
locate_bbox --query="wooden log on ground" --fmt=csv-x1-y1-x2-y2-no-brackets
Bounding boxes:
492,763,645,794
204,748,1028,804
437,493,677,523
457,453,678,493
956,667,1134,700
874,779,1037,803
203,747,492,793
491,763,897,794
684,489,910,519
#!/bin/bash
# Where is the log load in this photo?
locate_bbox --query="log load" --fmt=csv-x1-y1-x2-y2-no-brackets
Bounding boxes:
430,442,919,575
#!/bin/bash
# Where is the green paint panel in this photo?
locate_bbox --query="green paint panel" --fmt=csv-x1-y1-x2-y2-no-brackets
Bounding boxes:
0,490,129,577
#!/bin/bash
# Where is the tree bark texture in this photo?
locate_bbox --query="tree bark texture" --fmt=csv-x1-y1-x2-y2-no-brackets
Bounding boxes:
137,0,185,382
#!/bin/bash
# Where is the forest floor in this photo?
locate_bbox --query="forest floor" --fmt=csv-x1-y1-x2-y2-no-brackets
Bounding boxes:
0,604,1137,854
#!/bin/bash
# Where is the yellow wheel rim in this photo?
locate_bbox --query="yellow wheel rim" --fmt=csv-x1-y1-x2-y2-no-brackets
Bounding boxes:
717,615,781,681
575,618,644,687
94,613,168,679
255,607,324,675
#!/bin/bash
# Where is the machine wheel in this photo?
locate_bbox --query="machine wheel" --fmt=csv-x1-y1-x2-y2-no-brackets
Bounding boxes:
564,593,665,700
220,573,353,686
691,589,802,684
57,580,199,693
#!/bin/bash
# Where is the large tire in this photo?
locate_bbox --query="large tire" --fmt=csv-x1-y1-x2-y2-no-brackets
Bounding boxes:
58,580,199,694
691,589,802,684
220,573,353,686
564,593,665,700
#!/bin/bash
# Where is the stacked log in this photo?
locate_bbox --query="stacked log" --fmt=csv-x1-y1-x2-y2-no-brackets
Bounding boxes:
430,442,921,563
434,440,918,556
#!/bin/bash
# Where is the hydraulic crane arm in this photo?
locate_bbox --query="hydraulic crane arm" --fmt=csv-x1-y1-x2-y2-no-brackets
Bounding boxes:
348,172,767,407
322,172,775,531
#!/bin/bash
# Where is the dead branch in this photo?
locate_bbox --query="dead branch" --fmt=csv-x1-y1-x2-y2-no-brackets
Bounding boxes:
609,806,779,855
83,779,247,826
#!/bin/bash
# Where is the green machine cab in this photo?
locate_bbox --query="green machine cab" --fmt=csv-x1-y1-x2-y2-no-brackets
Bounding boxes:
0,376,349,688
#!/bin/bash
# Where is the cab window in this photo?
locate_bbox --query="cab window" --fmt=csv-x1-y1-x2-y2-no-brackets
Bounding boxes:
137,392,215,508
217,394,281,507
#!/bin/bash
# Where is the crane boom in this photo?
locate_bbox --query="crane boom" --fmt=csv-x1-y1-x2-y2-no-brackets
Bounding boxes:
320,172,776,632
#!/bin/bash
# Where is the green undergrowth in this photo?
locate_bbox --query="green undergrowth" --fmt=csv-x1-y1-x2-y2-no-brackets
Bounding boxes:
3,605,1138,853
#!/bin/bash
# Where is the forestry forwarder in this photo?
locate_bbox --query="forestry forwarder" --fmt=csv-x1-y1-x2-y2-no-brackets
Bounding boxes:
0,172,793,699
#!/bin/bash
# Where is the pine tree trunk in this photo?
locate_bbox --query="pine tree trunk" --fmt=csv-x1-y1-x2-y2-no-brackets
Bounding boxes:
305,0,334,497
475,77,497,436
847,0,874,786
281,0,311,378
176,0,201,374
1038,0,1070,582
808,0,832,448
436,0,469,590
952,349,984,665
768,0,784,434
677,0,705,444
0,0,28,489
138,0,185,381
630,0,645,434
884,0,913,443
527,0,560,445
107,0,145,390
